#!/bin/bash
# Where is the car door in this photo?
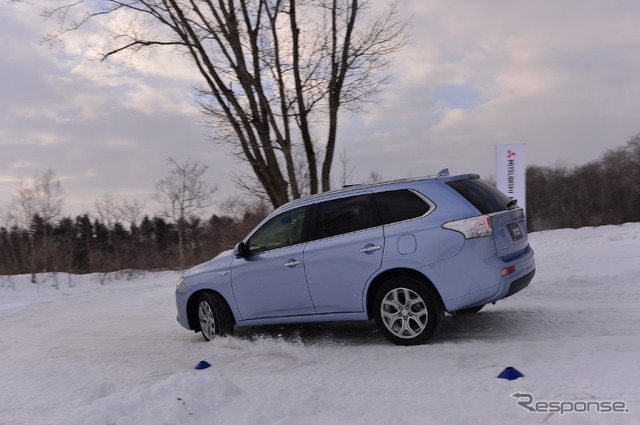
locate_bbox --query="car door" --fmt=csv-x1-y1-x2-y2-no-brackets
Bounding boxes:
230,206,315,320
303,193,384,313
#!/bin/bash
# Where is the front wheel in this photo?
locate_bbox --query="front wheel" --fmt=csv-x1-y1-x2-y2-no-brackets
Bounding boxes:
374,277,443,346
195,292,234,341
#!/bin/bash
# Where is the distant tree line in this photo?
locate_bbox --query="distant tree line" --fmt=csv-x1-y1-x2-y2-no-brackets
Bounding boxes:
0,209,267,277
527,134,640,231
0,157,266,277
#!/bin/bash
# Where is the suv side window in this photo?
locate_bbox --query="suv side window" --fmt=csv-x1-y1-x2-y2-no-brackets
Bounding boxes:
374,189,432,225
315,194,378,239
248,206,307,254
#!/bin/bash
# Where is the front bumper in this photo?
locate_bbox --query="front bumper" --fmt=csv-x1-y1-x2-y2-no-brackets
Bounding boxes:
175,289,193,330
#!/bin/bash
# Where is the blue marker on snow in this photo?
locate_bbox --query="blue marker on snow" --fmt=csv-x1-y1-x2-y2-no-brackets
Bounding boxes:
498,367,524,380
194,360,212,370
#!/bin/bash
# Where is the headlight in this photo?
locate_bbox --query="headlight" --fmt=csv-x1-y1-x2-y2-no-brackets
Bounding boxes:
176,277,189,294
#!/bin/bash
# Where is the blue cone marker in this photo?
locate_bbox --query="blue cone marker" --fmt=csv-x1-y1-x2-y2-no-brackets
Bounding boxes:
194,360,212,370
498,367,524,380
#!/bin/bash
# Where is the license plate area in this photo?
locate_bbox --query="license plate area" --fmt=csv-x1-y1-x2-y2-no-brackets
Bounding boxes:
508,222,524,240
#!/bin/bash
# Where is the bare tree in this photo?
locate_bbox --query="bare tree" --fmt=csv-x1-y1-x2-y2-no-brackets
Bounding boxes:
95,194,146,227
119,199,146,227
367,170,383,183
9,169,65,281
42,0,409,208
11,169,64,229
218,194,264,222
154,157,218,267
94,194,123,228
337,148,355,187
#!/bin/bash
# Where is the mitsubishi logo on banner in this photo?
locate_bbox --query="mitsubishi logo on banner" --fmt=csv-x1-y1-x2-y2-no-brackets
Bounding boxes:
494,144,526,215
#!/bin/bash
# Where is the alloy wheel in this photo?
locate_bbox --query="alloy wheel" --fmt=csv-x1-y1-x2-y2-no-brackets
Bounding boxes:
198,300,216,341
380,287,429,339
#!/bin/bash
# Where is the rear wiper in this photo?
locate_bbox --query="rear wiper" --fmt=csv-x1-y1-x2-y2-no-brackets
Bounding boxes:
506,198,518,209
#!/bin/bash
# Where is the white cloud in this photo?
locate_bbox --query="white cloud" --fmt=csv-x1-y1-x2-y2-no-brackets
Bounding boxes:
123,84,198,115
2,0,640,216
344,0,640,179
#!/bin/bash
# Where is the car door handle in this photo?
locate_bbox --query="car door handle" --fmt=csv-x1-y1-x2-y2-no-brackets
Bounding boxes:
283,260,302,267
359,245,382,253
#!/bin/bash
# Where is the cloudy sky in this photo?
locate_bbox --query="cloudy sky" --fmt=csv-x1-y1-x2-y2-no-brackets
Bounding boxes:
2,0,640,219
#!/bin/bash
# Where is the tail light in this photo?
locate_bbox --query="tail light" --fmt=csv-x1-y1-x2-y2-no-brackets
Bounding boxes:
443,215,492,239
501,266,516,276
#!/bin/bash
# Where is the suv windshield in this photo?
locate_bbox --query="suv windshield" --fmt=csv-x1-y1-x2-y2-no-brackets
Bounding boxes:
447,178,517,214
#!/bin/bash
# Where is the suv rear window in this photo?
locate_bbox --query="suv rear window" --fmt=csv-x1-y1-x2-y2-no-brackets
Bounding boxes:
446,178,516,214
374,190,432,225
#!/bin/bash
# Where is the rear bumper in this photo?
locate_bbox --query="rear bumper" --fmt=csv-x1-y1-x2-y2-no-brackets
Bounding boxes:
502,268,535,299
438,243,535,312
488,245,536,303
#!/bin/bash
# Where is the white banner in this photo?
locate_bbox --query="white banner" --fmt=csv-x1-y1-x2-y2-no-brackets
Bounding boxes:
494,144,526,214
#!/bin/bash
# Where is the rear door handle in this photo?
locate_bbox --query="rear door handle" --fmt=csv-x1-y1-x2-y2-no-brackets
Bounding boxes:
359,245,382,254
283,260,302,267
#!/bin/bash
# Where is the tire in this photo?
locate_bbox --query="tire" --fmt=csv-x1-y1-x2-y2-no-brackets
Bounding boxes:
195,292,234,341
374,277,443,346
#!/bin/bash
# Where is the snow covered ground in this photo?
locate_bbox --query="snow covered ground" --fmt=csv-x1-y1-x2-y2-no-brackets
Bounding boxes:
1,223,639,425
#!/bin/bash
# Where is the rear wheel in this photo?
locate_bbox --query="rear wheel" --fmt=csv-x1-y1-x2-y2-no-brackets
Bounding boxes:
195,292,234,341
374,277,443,346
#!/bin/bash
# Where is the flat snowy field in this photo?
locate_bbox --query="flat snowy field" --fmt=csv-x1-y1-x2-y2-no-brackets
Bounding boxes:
1,224,639,425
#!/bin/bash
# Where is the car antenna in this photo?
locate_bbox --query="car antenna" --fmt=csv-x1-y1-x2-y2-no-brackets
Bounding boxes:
437,168,450,178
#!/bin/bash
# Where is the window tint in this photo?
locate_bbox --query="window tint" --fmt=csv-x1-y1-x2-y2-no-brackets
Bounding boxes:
446,178,516,214
374,190,432,225
315,194,378,239
248,206,307,254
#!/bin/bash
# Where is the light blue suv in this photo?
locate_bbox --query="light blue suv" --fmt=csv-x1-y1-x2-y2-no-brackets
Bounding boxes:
175,170,535,345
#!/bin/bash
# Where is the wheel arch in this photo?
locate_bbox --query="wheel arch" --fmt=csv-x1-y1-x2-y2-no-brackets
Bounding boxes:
365,268,444,319
187,289,237,332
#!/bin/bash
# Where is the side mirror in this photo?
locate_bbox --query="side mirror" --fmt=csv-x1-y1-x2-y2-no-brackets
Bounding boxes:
235,241,249,258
